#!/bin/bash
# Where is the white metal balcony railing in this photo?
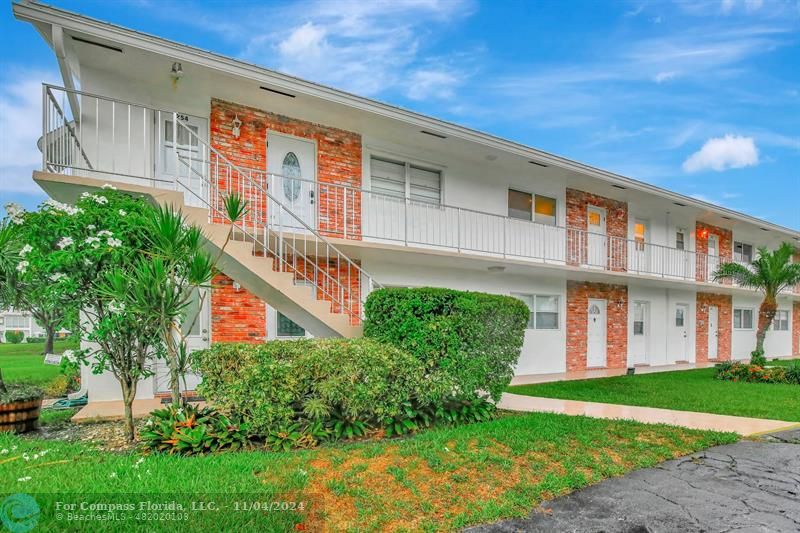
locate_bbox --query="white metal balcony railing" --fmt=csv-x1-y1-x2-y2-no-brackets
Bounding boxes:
42,84,380,324
40,85,798,294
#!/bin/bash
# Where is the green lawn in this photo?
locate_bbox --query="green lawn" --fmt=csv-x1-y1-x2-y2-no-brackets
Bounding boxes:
508,362,800,422
1,412,735,532
0,339,78,385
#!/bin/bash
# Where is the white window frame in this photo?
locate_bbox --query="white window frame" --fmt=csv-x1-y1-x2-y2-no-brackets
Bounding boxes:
507,188,558,226
367,150,444,206
733,241,754,264
733,308,755,330
633,301,648,336
511,293,561,330
675,228,687,251
772,310,789,332
633,219,649,252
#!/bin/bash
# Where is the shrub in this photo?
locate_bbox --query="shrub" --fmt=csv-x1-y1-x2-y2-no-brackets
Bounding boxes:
24,336,47,344
193,338,435,437
363,287,529,401
4,330,24,344
785,361,800,385
140,403,249,455
715,362,791,384
0,383,43,404
750,349,767,367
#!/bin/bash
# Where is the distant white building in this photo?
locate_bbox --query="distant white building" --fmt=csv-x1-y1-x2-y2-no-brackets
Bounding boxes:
0,309,45,343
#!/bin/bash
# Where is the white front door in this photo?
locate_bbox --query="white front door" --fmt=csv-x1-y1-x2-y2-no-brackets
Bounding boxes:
267,132,316,231
586,206,607,268
154,289,210,395
671,303,690,362
708,305,719,360
587,299,607,367
631,219,649,273
156,113,208,207
707,234,720,281
631,301,649,365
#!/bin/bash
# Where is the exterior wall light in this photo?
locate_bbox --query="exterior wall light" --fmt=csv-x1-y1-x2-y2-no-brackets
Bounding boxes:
232,114,242,139
170,62,183,89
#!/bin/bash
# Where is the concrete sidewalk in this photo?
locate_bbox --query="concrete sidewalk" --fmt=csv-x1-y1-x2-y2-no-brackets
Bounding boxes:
499,393,798,436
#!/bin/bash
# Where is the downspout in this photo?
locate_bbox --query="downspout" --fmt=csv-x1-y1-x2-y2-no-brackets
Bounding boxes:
52,24,81,122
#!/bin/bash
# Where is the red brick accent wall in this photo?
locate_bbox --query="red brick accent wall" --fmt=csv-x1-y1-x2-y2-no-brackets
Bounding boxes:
793,302,800,356
210,98,363,239
695,292,732,362
566,281,628,371
794,252,800,295
695,222,732,283
211,274,266,343
565,188,628,271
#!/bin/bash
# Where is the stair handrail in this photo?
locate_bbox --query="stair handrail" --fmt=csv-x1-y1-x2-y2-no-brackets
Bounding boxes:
169,115,381,321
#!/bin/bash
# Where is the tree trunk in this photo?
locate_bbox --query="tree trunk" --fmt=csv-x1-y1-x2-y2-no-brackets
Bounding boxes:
755,298,778,355
120,380,138,442
44,323,56,355
168,353,181,405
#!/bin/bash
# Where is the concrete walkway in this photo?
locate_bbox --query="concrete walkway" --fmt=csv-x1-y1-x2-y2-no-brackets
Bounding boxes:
499,393,799,436
468,428,800,532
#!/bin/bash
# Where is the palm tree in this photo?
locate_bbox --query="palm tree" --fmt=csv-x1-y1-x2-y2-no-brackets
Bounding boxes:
713,242,800,358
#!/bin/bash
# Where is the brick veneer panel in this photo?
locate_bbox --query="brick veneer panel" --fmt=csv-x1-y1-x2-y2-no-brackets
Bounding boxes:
210,98,363,239
279,255,363,325
695,292,732,362
211,274,266,343
565,188,628,271
794,302,800,356
566,281,628,371
695,222,732,283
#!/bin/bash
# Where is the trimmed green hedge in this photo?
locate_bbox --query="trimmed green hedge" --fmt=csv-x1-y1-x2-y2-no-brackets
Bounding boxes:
193,338,440,436
363,287,529,401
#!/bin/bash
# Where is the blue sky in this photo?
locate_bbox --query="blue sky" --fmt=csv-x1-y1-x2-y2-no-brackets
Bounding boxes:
1,0,798,229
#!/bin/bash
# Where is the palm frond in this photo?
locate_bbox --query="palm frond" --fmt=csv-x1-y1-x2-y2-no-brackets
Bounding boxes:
712,261,759,288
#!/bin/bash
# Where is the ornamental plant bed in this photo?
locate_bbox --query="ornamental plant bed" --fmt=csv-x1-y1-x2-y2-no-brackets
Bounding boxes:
0,383,44,433
714,361,800,385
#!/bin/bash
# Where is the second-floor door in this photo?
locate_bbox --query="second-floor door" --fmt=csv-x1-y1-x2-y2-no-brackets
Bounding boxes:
267,132,317,231
707,234,720,281
156,113,209,208
586,206,607,268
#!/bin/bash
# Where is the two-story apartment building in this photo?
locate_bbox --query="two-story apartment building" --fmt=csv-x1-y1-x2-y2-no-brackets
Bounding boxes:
13,2,800,402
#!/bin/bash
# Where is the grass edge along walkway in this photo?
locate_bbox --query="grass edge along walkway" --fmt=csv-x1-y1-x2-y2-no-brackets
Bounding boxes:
1,411,736,532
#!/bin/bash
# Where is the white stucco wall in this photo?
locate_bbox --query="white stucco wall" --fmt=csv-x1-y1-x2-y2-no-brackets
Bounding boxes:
731,294,794,360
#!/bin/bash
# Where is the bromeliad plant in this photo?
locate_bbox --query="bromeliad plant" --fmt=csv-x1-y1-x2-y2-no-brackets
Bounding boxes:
140,403,250,455
714,242,800,361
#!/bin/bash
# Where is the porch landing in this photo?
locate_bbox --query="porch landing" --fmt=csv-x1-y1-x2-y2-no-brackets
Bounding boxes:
498,393,799,436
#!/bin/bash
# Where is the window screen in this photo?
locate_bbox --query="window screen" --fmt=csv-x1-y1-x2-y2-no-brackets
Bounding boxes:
370,157,405,198
733,308,754,329
409,165,441,204
734,242,753,263
534,295,559,329
534,196,557,226
508,190,532,221
633,303,646,336
277,312,306,337
773,310,789,331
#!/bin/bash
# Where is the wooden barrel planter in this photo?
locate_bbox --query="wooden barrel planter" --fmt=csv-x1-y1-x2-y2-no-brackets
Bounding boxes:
0,395,43,434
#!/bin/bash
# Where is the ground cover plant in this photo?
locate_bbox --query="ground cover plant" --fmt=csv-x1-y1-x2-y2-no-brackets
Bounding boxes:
1,411,736,532
508,362,800,421
715,360,800,384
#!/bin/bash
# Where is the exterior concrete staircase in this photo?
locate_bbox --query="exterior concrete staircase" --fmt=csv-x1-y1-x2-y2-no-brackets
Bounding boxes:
34,171,366,338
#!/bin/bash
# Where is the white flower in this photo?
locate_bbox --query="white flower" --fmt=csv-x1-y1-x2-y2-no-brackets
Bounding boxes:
57,236,74,249
102,184,117,190
22,453,30,461
63,350,77,363
88,224,96,230
97,230,113,237
20,244,33,257
44,199,80,215
85,236,101,245
109,472,117,478
16,261,28,273
49,272,66,282
0,449,7,455
83,258,93,266
108,301,126,314
17,476,31,482
118,209,127,217
81,192,91,198
92,195,109,205
4,202,25,224
107,238,122,248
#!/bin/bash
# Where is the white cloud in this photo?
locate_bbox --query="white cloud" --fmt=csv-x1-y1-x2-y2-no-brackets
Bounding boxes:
682,134,759,172
654,71,678,83
240,0,476,98
0,71,59,194
721,0,736,14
